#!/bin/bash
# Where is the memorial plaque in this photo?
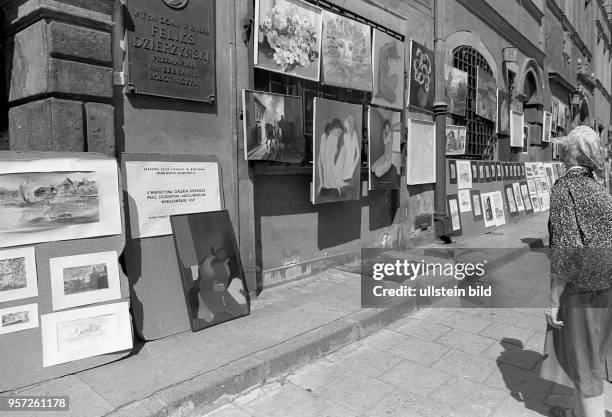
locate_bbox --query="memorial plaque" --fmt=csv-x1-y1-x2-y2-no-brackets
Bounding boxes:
126,0,215,103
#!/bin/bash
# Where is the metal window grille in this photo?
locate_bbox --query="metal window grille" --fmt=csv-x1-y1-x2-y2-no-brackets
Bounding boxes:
452,46,496,159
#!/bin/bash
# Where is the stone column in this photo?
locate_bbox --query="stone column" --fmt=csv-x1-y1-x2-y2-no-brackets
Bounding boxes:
2,0,115,155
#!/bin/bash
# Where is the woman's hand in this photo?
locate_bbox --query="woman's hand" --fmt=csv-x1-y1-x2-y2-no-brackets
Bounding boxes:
545,302,564,329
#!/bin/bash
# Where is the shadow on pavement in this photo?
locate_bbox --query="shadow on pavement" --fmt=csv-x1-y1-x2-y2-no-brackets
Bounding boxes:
496,338,556,416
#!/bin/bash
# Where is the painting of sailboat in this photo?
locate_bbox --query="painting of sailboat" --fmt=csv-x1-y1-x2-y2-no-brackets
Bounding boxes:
0,172,99,233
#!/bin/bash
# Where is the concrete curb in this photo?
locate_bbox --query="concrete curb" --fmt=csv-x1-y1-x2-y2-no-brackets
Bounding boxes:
105,238,548,417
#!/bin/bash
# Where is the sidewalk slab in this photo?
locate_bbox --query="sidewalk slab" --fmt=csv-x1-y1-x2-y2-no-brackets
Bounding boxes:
6,214,550,417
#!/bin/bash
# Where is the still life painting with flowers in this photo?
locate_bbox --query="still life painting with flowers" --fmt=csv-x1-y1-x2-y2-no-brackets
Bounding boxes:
255,0,323,81
408,40,434,112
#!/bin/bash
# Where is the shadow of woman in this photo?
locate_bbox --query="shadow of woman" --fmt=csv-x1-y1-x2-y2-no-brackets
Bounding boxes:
496,337,560,416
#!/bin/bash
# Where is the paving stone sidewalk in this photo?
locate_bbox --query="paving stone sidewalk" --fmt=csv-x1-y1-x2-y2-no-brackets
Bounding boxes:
198,250,612,417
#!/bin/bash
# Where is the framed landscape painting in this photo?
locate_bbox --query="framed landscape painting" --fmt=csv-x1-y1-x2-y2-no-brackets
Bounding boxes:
0,158,121,248
372,30,404,110
408,40,434,112
368,106,401,190
242,90,305,163
255,0,323,81
444,65,468,116
321,11,372,91
406,119,436,185
0,303,38,335
0,247,38,303
171,211,250,332
476,68,497,122
313,98,363,204
445,125,467,156
49,251,122,311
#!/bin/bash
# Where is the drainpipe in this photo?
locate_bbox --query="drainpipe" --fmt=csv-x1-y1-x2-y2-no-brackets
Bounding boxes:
433,0,450,239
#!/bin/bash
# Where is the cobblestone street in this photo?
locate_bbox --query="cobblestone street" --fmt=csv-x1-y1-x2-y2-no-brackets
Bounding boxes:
201,251,612,417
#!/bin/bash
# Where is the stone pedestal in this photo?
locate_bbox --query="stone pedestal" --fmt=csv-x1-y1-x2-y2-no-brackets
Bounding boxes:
3,0,115,155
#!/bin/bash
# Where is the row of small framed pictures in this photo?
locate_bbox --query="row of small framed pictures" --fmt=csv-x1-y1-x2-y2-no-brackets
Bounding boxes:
448,160,527,186
0,248,122,337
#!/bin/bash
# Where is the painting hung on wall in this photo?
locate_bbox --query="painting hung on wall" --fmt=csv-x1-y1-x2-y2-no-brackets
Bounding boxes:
492,191,506,226
497,90,511,134
368,107,401,190
558,103,567,131
520,182,534,213
445,125,467,156
552,101,559,131
171,211,250,332
471,161,479,182
0,247,38,303
242,90,305,163
313,98,362,203
444,65,468,116
458,189,472,213
496,162,503,182
49,251,122,311
408,40,434,112
504,184,518,216
41,302,132,367
478,162,485,183
321,11,372,91
447,195,462,236
471,190,483,221
456,160,472,189
513,182,525,212
476,68,497,122
372,30,404,110
448,160,457,185
406,119,436,184
510,110,524,148
255,0,323,81
481,193,495,228
0,303,38,335
0,158,121,248
542,111,553,143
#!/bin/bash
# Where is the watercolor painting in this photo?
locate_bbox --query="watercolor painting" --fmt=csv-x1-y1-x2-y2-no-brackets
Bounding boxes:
321,11,372,91
444,65,468,117
372,30,404,110
476,68,497,122
368,106,401,190
408,40,434,111
0,303,38,335
445,125,467,156
456,160,472,189
255,0,323,81
458,189,472,213
242,90,305,163
313,98,363,203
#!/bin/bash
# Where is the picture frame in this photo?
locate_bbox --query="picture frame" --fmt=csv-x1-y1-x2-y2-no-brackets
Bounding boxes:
484,162,492,183
496,162,503,182
520,181,534,214
510,110,524,148
448,160,457,185
458,189,472,213
0,303,38,335
242,89,306,163
503,163,509,179
41,301,132,367
471,190,483,221
447,194,462,236
0,157,122,248
478,162,485,183
471,161,479,182
542,111,553,143
504,184,519,216
497,89,511,135
170,210,250,332
444,65,468,117
481,192,496,228
254,0,323,82
371,29,405,110
49,251,122,311
0,247,38,303
368,106,401,190
445,125,467,156
408,40,435,112
522,124,530,154
513,182,525,212
406,119,436,185
476,68,497,122
456,160,472,189
491,191,507,226
321,11,372,91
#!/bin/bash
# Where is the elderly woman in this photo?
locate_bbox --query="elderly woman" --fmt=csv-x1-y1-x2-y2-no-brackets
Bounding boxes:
542,126,612,417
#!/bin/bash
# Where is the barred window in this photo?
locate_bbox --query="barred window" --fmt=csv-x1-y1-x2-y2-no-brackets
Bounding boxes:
452,46,496,158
